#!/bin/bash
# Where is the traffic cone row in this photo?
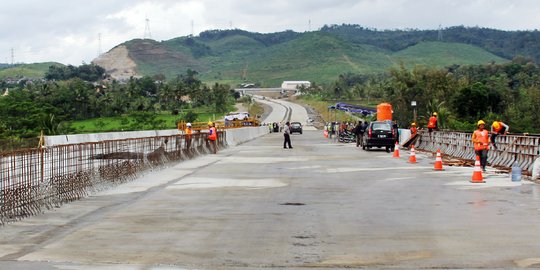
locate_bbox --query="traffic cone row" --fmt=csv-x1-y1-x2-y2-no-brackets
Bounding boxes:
396,146,484,184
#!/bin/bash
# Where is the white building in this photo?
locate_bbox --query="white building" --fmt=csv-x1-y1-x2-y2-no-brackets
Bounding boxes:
281,81,311,91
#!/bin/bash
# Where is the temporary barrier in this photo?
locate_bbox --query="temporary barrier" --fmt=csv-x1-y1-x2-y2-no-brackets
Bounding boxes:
471,156,485,183
392,142,400,158
408,145,417,163
376,103,393,121
434,149,444,171
415,130,540,174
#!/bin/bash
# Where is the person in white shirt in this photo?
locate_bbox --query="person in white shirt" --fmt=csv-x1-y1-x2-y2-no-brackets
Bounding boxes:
283,122,293,149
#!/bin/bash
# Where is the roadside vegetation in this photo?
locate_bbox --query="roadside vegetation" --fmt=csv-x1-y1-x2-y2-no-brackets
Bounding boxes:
299,57,540,133
0,68,239,143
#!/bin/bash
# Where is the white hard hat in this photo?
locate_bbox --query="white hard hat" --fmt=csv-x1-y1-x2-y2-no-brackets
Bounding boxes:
186,123,192,127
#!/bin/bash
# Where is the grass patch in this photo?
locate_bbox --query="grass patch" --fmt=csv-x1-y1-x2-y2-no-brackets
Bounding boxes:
69,112,224,133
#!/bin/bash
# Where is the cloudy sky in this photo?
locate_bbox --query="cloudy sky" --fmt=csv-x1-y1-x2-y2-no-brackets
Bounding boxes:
2,0,540,65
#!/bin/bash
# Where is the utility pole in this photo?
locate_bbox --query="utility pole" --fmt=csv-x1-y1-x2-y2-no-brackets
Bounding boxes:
11,48,14,65
438,24,443,41
190,20,194,37
98,33,102,57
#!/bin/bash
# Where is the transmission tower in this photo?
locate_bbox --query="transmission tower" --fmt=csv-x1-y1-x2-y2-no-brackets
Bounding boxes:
11,48,14,65
98,33,102,56
190,20,194,37
144,17,152,39
438,24,443,41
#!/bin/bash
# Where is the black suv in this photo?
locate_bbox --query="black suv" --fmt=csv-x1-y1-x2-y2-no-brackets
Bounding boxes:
290,122,303,134
361,121,396,152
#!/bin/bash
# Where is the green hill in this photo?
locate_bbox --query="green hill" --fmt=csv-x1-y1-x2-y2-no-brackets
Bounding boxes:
110,32,507,86
94,27,518,86
391,41,508,67
0,62,63,79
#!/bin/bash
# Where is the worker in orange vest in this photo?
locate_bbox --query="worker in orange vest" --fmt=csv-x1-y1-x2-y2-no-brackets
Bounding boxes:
184,122,193,150
490,120,509,150
207,121,218,154
472,120,490,172
427,112,438,136
410,122,417,136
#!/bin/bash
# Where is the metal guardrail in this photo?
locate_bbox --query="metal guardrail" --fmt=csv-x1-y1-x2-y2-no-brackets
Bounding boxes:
415,130,540,174
0,131,226,225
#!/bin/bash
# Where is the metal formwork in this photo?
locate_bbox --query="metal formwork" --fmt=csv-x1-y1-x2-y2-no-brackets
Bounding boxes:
415,131,540,173
0,131,226,225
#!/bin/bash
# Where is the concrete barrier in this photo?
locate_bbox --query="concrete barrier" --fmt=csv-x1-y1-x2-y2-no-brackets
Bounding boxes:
45,130,181,146
224,126,270,146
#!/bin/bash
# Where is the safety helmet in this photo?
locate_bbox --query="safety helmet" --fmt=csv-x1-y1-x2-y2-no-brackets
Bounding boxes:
411,122,416,126
208,121,213,126
186,123,192,127
477,120,486,126
432,112,438,116
492,121,500,129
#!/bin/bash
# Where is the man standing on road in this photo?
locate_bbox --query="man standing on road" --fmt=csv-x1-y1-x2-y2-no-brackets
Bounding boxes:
283,122,293,149
490,120,509,150
472,120,490,172
353,120,364,147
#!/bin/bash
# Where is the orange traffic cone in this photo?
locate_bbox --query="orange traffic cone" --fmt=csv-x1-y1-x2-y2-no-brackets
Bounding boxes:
433,149,444,171
408,145,417,163
471,155,485,183
392,142,400,158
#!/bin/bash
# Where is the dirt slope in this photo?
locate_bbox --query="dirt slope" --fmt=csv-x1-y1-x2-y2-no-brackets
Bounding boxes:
92,45,140,80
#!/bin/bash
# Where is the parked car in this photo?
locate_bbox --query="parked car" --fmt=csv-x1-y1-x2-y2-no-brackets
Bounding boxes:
290,122,303,134
361,121,396,152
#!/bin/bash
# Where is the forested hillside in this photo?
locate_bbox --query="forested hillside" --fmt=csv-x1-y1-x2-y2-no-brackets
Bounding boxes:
93,26,519,86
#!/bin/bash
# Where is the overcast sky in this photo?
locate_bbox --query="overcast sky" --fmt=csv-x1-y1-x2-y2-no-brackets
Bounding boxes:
3,0,540,65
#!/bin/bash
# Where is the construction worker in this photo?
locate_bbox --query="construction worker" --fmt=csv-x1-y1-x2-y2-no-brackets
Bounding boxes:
207,121,217,154
352,120,364,147
490,120,509,150
427,112,438,135
410,122,417,135
472,120,490,172
184,123,193,150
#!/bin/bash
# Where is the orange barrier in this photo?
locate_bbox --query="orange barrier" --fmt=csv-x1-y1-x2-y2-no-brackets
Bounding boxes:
408,145,417,163
471,155,485,183
392,142,400,158
433,149,444,171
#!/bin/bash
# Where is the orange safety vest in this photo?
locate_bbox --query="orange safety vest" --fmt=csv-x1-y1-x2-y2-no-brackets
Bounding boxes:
410,126,417,135
208,127,217,141
472,129,490,150
492,121,504,133
184,128,192,138
427,116,437,129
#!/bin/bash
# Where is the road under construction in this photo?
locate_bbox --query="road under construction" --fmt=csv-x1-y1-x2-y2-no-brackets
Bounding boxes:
1,97,540,269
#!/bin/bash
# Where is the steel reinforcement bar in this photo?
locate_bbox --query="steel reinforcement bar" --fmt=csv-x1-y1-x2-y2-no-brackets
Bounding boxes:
415,131,540,173
0,131,226,225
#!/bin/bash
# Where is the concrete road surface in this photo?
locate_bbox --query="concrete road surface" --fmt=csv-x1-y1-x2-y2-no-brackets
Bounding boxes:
1,131,540,270
256,97,317,130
